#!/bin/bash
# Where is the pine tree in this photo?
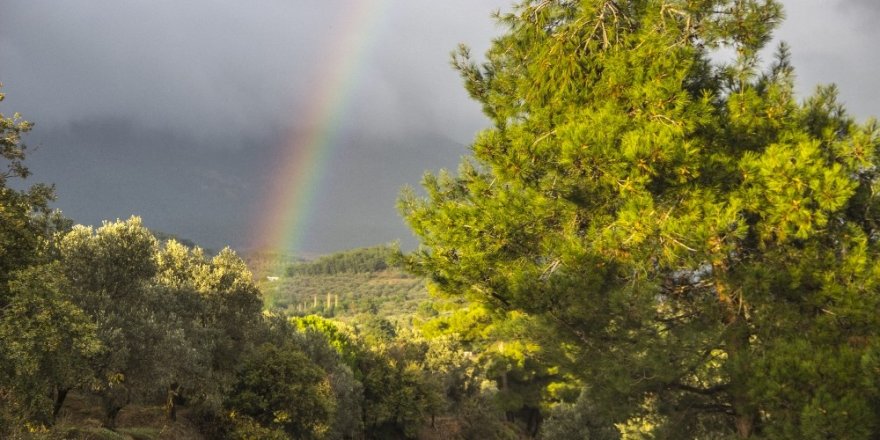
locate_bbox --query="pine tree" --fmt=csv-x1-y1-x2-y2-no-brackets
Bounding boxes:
400,1,880,437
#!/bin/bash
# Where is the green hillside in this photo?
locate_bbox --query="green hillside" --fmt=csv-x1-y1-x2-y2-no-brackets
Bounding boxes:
243,251,305,279
256,246,429,323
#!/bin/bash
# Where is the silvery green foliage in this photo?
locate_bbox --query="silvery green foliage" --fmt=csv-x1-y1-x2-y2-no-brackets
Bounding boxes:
539,390,618,440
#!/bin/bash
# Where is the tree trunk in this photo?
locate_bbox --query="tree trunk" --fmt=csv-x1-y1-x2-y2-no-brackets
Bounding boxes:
105,404,122,429
51,386,69,423
730,357,757,436
165,383,180,421
714,268,758,438
728,319,758,438
102,388,129,429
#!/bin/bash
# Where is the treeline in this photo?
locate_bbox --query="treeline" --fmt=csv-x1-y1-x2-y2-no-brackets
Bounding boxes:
287,245,398,276
0,89,549,439
0,214,537,439
0,214,259,435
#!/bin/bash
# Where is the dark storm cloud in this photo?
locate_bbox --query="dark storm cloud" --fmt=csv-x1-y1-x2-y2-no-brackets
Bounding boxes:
21,118,281,250
0,1,505,146
0,0,509,253
1,0,877,254
0,1,338,143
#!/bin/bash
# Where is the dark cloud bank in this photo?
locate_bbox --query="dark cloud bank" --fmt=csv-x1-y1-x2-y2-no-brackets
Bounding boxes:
1,1,877,254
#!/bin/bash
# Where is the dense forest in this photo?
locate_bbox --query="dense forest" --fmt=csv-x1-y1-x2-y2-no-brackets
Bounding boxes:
4,0,880,439
286,246,397,276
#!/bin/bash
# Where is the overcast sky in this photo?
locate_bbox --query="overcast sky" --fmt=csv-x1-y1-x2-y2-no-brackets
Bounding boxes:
1,1,878,255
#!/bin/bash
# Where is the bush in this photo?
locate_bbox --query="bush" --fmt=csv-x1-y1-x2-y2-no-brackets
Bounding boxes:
225,343,334,439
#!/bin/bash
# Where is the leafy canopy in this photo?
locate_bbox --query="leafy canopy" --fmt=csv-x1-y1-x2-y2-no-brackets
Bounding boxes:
400,0,880,438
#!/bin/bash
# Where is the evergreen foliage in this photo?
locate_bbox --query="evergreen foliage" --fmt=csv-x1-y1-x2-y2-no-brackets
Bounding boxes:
288,245,398,276
400,0,880,438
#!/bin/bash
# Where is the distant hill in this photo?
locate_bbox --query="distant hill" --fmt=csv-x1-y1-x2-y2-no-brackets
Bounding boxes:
243,251,306,278
254,245,428,324
287,245,399,275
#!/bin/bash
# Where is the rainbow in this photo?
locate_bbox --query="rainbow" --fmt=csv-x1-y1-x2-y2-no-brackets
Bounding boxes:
250,0,389,261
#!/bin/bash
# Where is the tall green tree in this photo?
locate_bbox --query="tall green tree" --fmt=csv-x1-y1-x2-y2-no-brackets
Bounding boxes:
400,1,880,438
265,316,365,440
58,221,265,427
225,342,335,440
0,84,58,299
58,217,174,426
193,246,264,382
0,264,100,427
0,85,81,433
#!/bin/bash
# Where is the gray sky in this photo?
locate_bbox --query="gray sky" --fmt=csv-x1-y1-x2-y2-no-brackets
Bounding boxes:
1,1,878,255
